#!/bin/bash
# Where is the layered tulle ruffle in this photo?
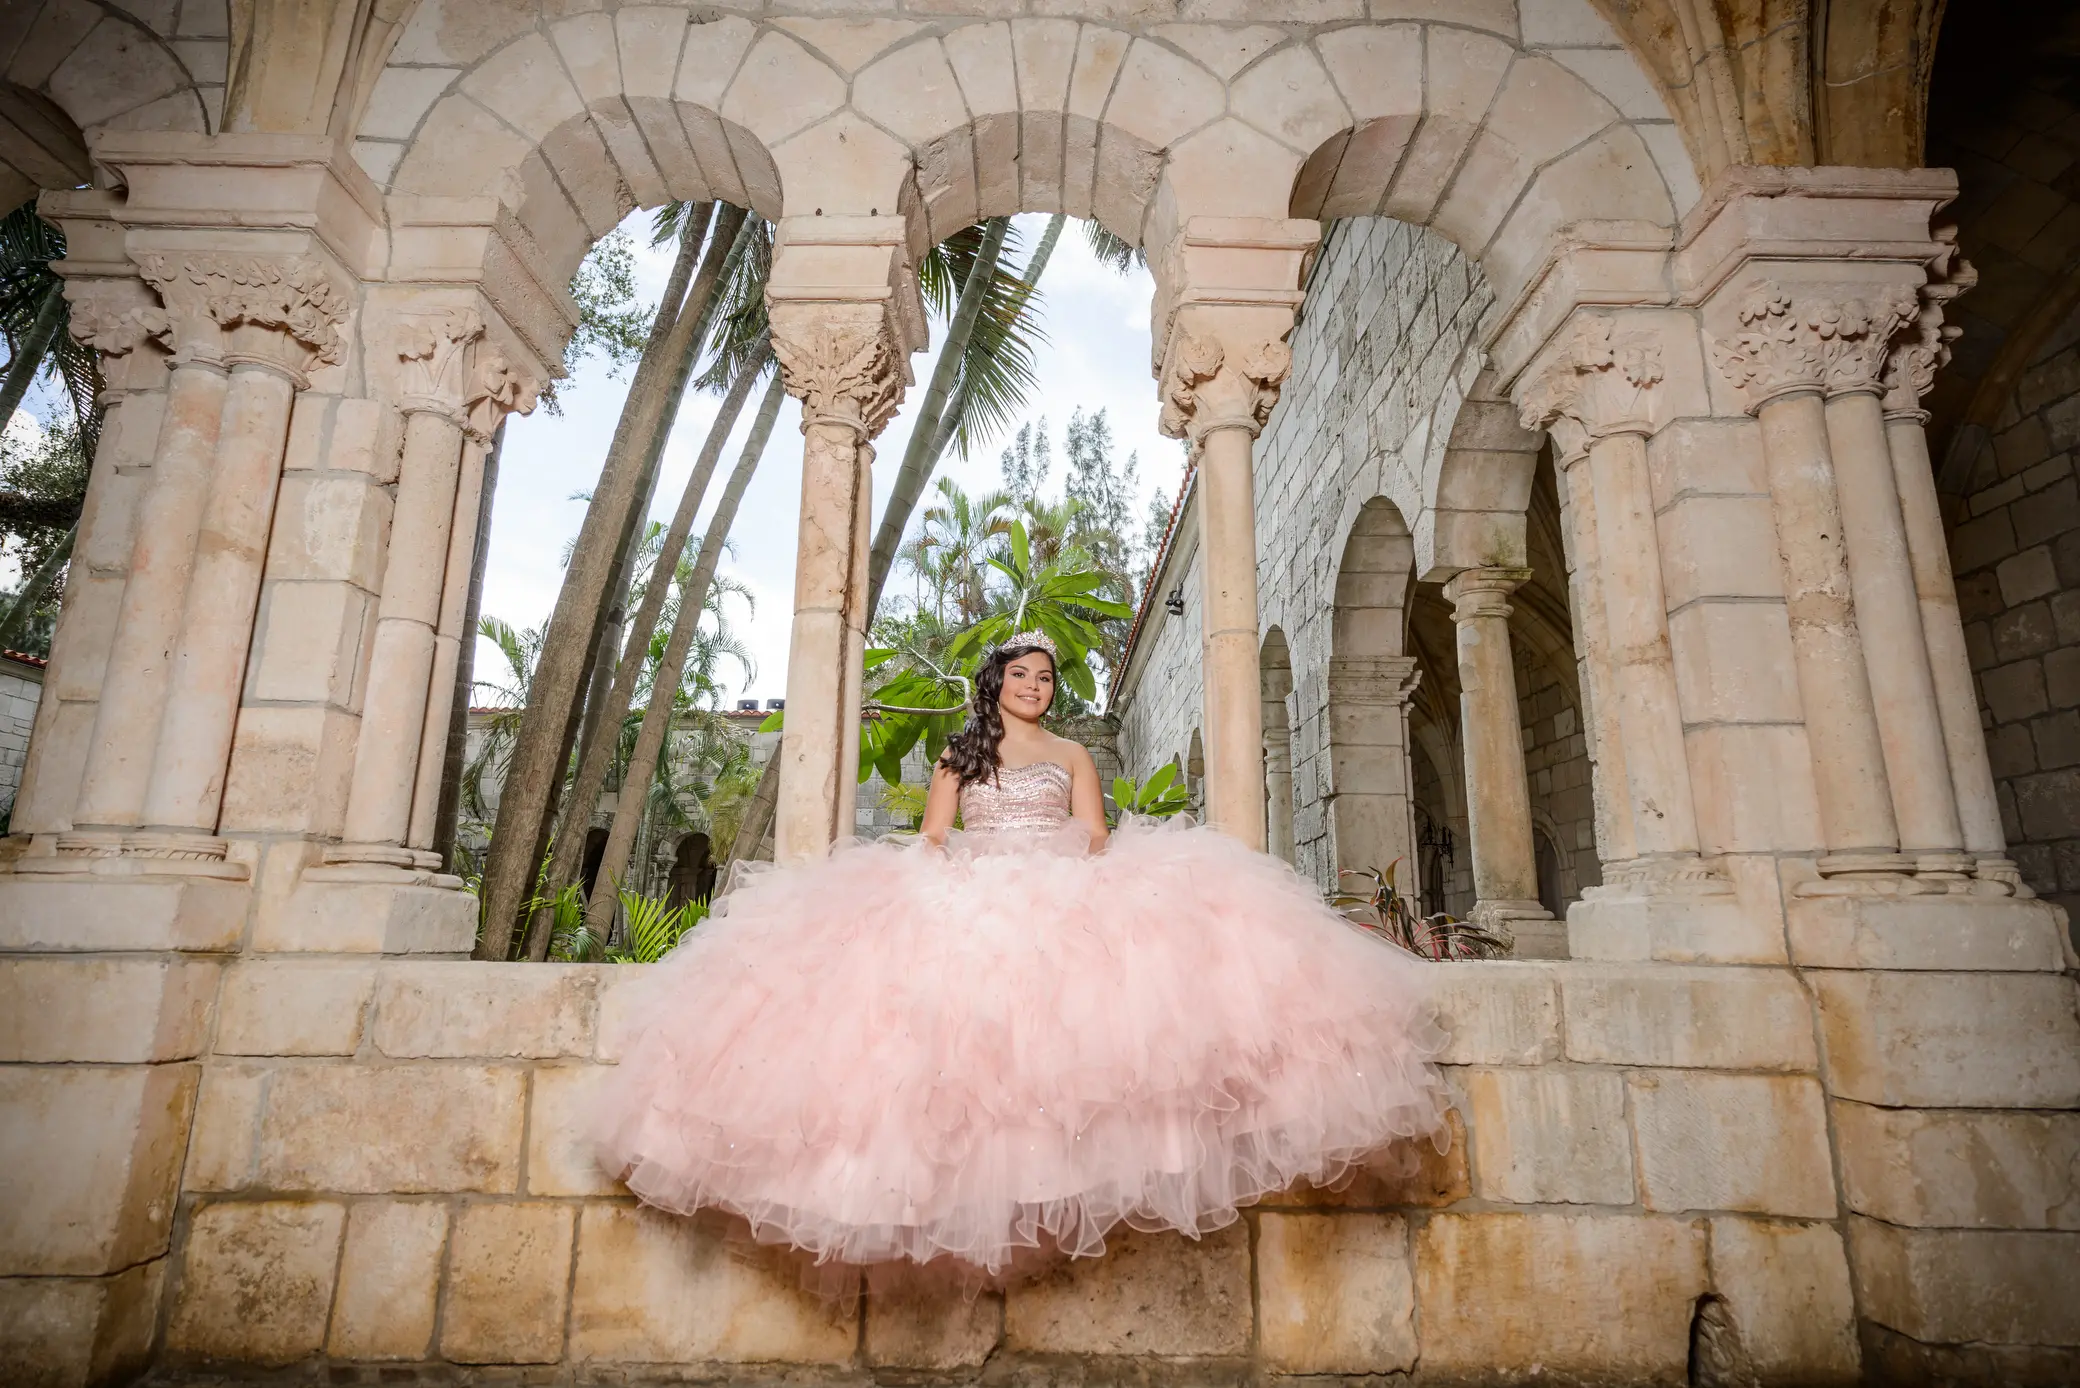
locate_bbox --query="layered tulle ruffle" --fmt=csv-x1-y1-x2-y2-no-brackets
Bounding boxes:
593,817,1449,1275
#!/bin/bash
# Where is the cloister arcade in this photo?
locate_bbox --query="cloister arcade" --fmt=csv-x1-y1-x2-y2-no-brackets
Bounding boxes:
2,0,2078,1383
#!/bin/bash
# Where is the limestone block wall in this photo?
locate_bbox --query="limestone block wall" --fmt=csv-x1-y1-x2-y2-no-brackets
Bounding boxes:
59,954,1931,1383
1514,636,1598,909
1948,296,2080,920
0,651,42,817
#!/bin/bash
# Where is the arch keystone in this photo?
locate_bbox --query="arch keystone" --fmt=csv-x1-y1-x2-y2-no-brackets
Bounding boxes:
720,30,843,147
1229,44,1351,155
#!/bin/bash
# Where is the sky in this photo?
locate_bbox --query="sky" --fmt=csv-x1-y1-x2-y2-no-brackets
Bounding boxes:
478,212,1188,707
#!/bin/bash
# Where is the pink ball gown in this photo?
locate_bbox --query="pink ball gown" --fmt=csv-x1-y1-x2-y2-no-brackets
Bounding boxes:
593,759,1448,1276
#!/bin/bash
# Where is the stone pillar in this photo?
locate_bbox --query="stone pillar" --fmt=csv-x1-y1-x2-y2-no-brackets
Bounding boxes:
1713,283,1912,883
1443,568,1561,954
1550,425,1637,872
1818,292,1971,880
1152,218,1317,853
1263,711,1295,866
335,312,482,864
409,430,488,851
1324,656,1422,895
1882,269,2023,893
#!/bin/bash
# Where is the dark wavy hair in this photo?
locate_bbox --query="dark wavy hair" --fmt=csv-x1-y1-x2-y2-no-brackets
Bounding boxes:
940,643,1056,787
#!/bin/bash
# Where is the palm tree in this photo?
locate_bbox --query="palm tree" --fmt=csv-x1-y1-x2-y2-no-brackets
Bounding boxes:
476,202,748,960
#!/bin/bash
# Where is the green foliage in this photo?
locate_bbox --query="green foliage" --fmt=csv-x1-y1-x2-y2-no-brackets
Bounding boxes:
1082,219,1146,272
542,229,654,414
616,888,708,963
0,200,100,444
0,414,88,654
918,218,1048,461
1109,762,1189,824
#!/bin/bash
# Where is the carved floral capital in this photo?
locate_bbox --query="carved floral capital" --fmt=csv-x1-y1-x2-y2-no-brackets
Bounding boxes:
133,252,350,379
1158,332,1291,442
394,307,485,415
1518,316,1665,440
1710,280,1920,412
464,345,541,440
64,279,170,358
770,314,904,440
1883,250,1977,419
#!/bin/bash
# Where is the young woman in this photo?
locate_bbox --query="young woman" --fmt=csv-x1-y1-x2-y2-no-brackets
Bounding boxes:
594,633,1446,1278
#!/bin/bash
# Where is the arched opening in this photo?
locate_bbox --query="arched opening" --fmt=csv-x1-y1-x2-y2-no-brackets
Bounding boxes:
1260,626,1295,865
1323,496,1420,891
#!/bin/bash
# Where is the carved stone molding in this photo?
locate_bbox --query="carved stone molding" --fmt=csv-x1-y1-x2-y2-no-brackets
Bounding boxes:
1518,317,1665,440
770,311,904,440
64,280,170,358
1325,655,1422,708
464,344,541,440
133,252,350,380
1158,331,1292,442
1710,280,1920,411
1445,566,1532,623
1883,247,1977,420
394,307,484,416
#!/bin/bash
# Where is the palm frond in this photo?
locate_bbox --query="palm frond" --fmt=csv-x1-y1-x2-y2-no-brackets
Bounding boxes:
1083,219,1145,271
694,216,775,391
0,199,102,448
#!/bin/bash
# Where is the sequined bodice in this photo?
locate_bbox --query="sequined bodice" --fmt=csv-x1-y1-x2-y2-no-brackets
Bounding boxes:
959,760,1073,832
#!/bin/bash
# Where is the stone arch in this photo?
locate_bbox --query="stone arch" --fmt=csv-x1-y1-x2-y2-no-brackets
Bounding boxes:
1417,366,1548,581
0,0,225,202
1334,496,1416,662
1260,626,1294,865
1184,725,1204,813
1323,496,1422,889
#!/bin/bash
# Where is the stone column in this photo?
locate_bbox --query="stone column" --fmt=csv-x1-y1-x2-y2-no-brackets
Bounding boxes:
1819,290,1971,880
1324,655,1422,896
1443,568,1561,954
770,310,903,863
409,428,490,851
335,311,483,864
1158,331,1296,853
1549,426,1637,872
1882,273,2024,894
1713,283,1908,882
1263,711,1295,865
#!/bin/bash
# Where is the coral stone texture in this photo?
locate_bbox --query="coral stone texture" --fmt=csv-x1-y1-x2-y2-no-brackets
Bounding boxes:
2,0,2078,1384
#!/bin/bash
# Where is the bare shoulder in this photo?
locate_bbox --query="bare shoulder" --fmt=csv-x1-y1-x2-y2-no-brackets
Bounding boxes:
1047,732,1099,775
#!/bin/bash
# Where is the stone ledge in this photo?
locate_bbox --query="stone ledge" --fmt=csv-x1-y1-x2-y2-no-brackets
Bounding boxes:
214,958,375,1057
0,957,220,1063
1848,1217,2080,1348
0,877,246,954
1788,893,2070,972
1810,971,2080,1108
1558,963,1820,1071
1833,1102,2080,1230
372,961,600,1059
1426,960,1560,1065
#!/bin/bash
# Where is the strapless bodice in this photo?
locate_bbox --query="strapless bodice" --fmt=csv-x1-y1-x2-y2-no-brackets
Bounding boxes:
959,760,1073,832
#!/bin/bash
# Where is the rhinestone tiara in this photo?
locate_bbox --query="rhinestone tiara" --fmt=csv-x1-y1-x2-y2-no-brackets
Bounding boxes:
995,629,1057,658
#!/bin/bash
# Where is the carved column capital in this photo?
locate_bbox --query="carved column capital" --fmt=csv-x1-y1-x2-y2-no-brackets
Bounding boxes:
1517,316,1665,440
1710,280,1920,412
1883,251,1977,421
1157,329,1292,442
463,343,540,441
769,305,905,440
1444,566,1532,623
393,307,485,419
62,276,171,395
133,251,350,384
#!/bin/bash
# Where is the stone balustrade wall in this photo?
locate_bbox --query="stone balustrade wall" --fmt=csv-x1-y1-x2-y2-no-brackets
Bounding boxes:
19,947,2074,1380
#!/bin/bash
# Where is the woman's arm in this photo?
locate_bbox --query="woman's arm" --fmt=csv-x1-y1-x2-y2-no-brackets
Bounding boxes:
1067,743,1110,852
919,759,961,846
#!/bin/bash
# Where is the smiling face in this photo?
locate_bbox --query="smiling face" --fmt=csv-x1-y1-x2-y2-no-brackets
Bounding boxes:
996,650,1056,725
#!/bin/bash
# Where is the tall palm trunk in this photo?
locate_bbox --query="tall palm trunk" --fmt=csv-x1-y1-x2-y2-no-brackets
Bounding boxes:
433,419,505,865
562,212,755,853
726,214,1068,866
475,204,743,959
588,369,785,929
524,335,771,958
1,280,64,425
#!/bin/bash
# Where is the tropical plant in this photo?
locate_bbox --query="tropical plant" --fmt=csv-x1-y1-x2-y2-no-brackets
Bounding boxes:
1328,863,1513,961
1109,763,1190,823
616,887,709,963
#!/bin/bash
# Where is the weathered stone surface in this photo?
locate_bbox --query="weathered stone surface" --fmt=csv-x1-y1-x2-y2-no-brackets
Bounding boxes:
0,958,218,1063
0,878,245,954
1414,1213,1708,1377
255,1063,524,1193
258,878,477,956
1835,1102,2080,1229
1257,1212,1416,1374
184,1062,266,1192
569,1204,857,1363
864,1261,1001,1370
373,961,599,1058
1788,894,2070,971
1428,961,1561,1064
526,1063,621,1196
326,1200,447,1361
1708,1217,1861,1383
1849,1216,2080,1346
1005,1224,1250,1357
1460,1067,1634,1206
440,1202,576,1364
1811,971,2080,1108
0,1260,161,1388
166,1201,346,1364
1561,963,1819,1070
1630,1073,1835,1217
1258,1109,1470,1209
0,1063,196,1275
214,958,376,1056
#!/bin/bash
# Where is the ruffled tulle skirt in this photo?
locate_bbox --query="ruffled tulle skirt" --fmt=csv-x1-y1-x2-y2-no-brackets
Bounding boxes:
592,817,1449,1276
